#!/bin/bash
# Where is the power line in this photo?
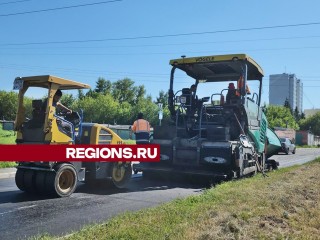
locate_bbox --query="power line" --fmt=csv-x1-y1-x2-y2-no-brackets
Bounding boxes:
2,34,320,50
303,92,314,108
0,0,122,17
1,21,320,45
1,45,320,56
0,62,320,82
0,0,31,5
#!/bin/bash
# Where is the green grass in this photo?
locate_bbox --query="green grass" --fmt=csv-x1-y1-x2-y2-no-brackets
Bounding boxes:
0,162,17,168
0,124,16,144
0,124,17,168
123,139,136,144
37,157,320,240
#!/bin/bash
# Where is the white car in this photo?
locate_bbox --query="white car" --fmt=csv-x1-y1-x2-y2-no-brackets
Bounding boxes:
279,138,296,154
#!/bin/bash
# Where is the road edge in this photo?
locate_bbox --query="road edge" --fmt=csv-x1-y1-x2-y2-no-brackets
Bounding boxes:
0,168,16,179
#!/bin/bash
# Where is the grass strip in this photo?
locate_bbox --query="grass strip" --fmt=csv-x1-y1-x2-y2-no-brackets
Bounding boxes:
0,124,15,145
0,124,16,167
0,162,17,168
35,158,320,240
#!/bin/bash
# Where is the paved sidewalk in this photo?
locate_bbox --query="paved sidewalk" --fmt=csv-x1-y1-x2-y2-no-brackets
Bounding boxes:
0,168,16,179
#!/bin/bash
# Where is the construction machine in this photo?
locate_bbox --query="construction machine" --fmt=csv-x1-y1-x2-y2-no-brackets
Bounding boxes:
13,75,132,197
133,54,281,179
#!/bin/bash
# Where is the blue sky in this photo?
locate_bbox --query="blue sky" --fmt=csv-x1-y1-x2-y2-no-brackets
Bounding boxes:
1,0,320,110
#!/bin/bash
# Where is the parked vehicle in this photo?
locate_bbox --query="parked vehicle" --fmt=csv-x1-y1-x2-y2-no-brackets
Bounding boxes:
279,138,296,154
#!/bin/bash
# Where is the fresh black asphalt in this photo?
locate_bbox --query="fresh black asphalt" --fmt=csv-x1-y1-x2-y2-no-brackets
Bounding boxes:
0,148,319,239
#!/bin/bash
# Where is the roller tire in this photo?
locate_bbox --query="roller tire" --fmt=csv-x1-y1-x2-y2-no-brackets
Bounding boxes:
24,170,36,193
53,164,78,197
35,171,47,194
44,171,56,195
15,168,26,192
111,163,132,188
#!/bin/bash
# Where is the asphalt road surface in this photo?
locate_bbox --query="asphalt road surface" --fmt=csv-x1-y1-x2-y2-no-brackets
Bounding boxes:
0,148,319,240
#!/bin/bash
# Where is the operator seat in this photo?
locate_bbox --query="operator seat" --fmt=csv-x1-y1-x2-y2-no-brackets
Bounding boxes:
22,99,45,142
32,100,45,123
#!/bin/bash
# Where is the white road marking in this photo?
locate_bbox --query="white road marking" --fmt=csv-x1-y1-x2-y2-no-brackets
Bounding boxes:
0,204,37,216
17,204,37,210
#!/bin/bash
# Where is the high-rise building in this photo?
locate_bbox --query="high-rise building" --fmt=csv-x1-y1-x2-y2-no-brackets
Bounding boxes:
296,79,303,113
269,73,303,113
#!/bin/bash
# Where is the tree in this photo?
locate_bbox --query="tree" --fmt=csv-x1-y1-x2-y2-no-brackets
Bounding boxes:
72,94,119,123
294,106,300,121
60,94,75,108
299,112,320,136
85,89,99,98
78,90,85,100
67,77,155,125
155,90,168,108
111,78,144,104
283,98,293,114
23,98,33,119
115,101,133,124
136,85,146,103
0,91,17,120
293,106,305,122
95,77,111,94
131,97,158,126
0,91,33,120
265,105,299,130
